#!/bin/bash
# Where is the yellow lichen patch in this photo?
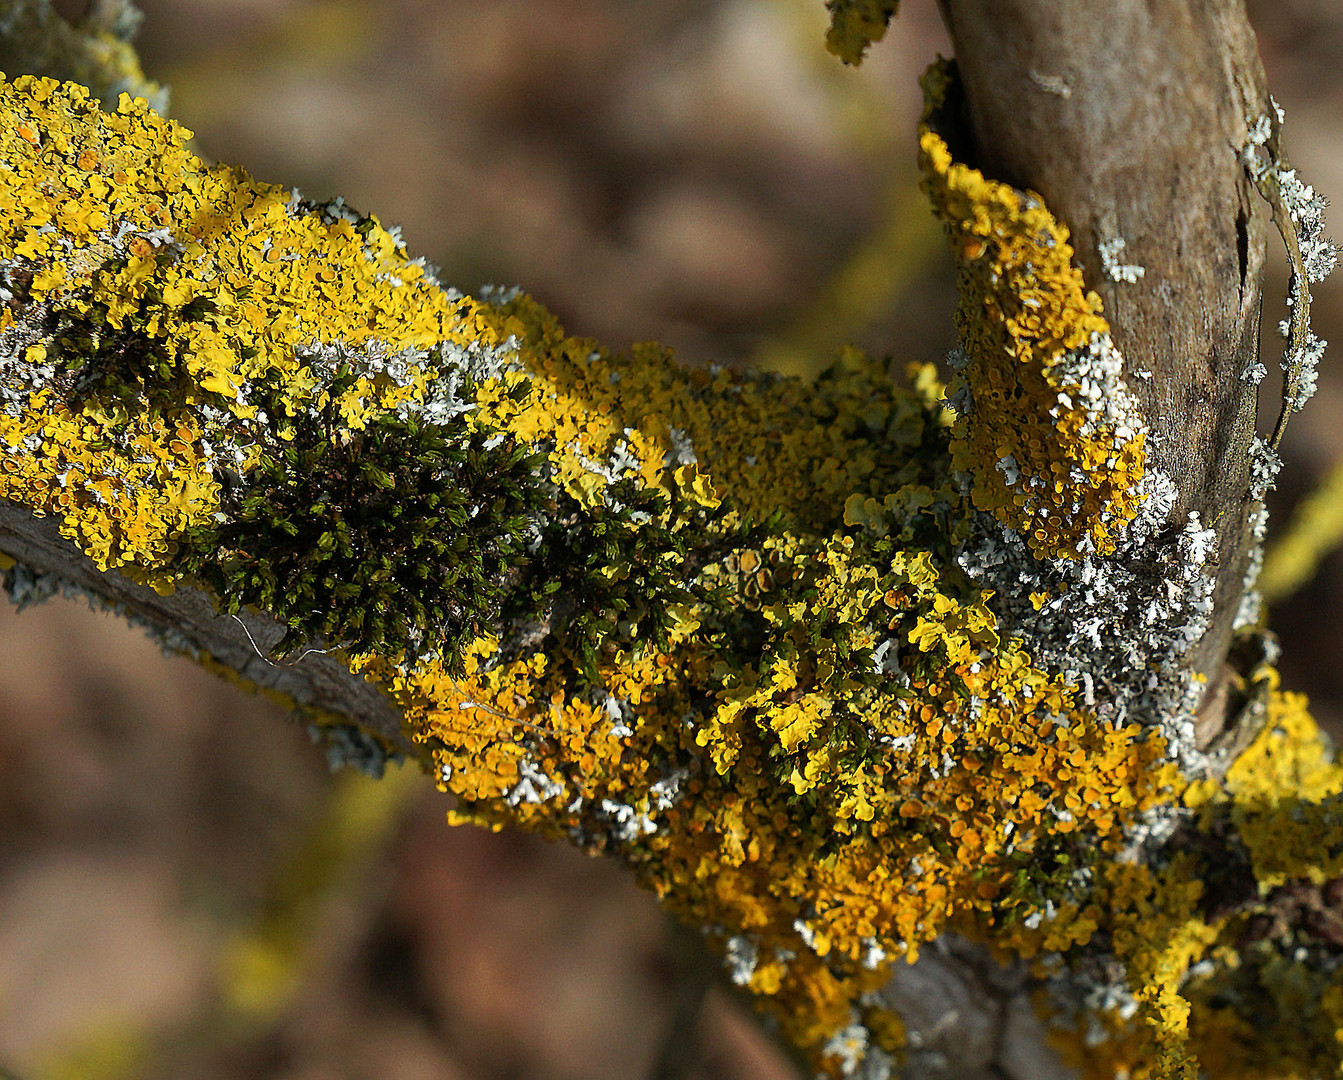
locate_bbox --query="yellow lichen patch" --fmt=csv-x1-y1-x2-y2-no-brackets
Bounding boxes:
0,388,218,570
1104,858,1217,1080
0,74,506,572
1215,677,1343,887
824,0,900,66
918,62,1149,560
0,69,1190,1063
1038,683,1343,1080
390,508,1186,1074
474,294,953,536
1177,683,1343,1080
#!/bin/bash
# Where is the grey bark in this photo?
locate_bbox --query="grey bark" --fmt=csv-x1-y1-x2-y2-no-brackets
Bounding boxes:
0,502,414,756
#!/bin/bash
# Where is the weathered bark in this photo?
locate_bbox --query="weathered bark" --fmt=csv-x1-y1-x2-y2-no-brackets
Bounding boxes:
936,0,1272,748
0,502,414,756
877,937,1078,1080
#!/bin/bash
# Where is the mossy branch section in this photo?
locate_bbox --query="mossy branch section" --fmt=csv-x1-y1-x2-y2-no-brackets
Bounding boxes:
5,73,1343,1080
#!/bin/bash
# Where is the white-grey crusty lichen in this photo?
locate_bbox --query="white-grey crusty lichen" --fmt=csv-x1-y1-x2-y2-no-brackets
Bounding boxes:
959,453,1215,766
1098,236,1146,284
308,721,403,779
1233,436,1282,631
947,316,1218,763
1240,100,1338,435
951,99,1337,770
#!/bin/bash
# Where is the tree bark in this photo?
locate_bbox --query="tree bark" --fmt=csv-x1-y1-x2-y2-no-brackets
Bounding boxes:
0,503,414,757
868,5,1281,1076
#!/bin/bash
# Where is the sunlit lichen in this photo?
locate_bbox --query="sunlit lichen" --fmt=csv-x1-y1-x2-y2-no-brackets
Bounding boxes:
918,61,1149,563
1,51,1342,1080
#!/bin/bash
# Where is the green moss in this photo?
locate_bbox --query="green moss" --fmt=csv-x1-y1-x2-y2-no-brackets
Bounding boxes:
176,371,546,668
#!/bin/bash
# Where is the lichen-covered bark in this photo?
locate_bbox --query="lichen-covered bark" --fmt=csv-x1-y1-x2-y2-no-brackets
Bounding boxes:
0,0,164,112
2,6,1342,1080
931,0,1275,747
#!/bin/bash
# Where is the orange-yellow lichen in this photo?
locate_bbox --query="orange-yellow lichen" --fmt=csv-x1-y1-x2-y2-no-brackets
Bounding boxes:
1213,682,1343,887
356,290,1188,1070
918,62,1149,560
1032,681,1343,1080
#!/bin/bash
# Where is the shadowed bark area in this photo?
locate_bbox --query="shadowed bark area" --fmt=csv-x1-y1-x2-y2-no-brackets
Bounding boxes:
937,0,1272,745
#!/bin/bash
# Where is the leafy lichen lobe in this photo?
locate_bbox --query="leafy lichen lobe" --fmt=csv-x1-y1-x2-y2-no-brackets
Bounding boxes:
919,61,1149,562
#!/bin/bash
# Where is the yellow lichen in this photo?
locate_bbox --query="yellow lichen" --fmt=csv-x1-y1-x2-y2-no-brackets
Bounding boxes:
824,0,900,66
1045,682,1343,1080
918,62,1149,560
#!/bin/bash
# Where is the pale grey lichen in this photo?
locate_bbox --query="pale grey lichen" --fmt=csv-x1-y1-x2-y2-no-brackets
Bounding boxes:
1098,236,1146,284
648,766,688,811
1240,100,1337,433
1,560,66,609
307,721,402,779
599,691,636,738
505,757,566,806
1234,435,1282,631
723,932,759,987
959,466,1216,763
0,293,59,415
824,1018,894,1079
596,797,656,841
664,425,698,466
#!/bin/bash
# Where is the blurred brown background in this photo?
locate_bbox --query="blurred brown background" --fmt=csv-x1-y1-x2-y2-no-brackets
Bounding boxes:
0,2,1340,1078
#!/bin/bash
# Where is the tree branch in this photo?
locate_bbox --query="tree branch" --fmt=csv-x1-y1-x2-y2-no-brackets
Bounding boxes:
0,501,414,760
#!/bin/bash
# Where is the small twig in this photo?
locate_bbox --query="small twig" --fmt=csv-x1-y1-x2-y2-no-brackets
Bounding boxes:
444,676,562,738
1239,104,1334,450
1258,163,1314,450
228,612,343,667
